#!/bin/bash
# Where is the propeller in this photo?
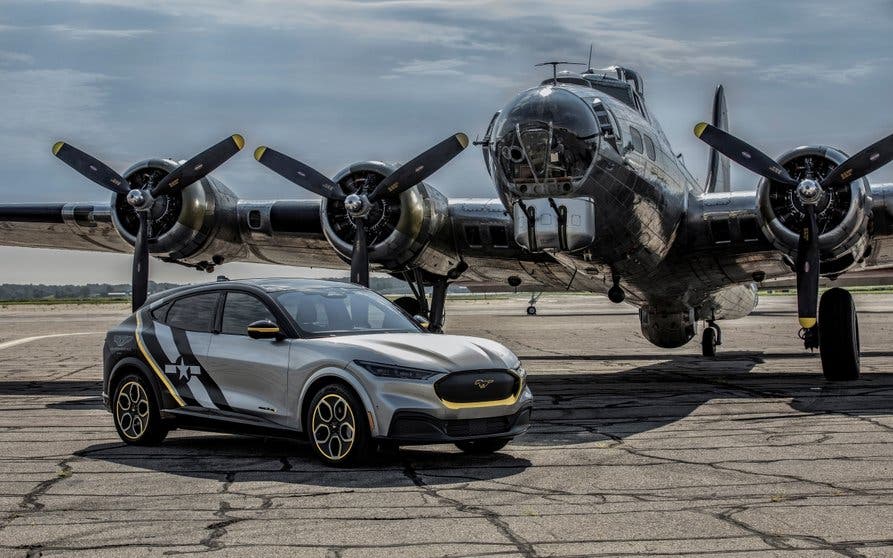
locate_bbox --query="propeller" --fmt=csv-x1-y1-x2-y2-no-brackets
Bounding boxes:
53,134,245,311
694,122,893,328
255,133,468,287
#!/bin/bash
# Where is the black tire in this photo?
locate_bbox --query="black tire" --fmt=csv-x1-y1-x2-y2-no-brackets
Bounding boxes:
393,296,421,317
112,373,168,445
306,383,372,467
526,305,537,316
819,287,860,381
455,437,512,455
701,327,717,357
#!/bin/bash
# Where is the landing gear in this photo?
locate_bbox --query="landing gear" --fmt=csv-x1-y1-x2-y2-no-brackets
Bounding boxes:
608,275,625,304
701,321,722,357
525,292,541,316
400,270,447,333
818,287,860,381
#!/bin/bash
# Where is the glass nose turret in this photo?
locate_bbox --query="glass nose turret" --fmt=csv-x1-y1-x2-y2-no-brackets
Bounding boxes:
488,86,600,197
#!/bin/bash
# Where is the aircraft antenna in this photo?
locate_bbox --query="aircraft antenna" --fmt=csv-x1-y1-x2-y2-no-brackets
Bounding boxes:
535,61,586,85
587,44,593,72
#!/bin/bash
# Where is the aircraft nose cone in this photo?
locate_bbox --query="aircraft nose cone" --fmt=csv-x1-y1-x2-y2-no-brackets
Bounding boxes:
487,86,600,197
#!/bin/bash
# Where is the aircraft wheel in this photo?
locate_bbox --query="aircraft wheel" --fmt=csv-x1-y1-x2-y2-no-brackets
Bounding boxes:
819,287,860,381
393,296,421,317
526,305,537,316
701,327,717,357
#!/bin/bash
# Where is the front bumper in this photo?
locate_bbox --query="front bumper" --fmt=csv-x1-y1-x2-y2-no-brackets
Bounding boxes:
383,405,532,444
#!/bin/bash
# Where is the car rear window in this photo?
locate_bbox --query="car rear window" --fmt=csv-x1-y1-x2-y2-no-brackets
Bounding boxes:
166,293,219,332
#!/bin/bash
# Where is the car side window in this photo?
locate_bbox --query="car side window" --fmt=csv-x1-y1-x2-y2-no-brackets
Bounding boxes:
221,292,276,336
643,134,656,161
166,293,220,332
629,126,644,153
150,301,171,322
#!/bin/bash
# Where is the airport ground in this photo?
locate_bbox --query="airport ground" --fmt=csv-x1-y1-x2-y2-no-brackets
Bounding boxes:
0,293,891,557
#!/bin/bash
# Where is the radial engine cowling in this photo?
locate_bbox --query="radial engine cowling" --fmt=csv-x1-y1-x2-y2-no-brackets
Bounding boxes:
110,158,242,265
320,161,461,277
757,145,872,275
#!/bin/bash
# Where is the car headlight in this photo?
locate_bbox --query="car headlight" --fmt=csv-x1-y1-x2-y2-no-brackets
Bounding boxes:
356,361,439,380
513,363,527,380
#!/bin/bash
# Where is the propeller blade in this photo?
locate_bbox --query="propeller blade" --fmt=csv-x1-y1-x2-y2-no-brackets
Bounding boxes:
131,212,150,311
795,204,820,329
820,131,893,190
693,123,798,186
253,146,345,200
150,134,245,196
52,142,129,195
368,133,468,201
349,217,370,287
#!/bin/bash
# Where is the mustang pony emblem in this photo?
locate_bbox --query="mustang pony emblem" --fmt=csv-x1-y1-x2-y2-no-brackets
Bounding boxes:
473,379,494,390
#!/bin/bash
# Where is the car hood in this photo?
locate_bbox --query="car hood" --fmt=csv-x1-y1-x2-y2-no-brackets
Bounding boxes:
314,333,520,373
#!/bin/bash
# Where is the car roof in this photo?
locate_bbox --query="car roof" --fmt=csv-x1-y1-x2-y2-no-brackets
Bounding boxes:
144,277,363,307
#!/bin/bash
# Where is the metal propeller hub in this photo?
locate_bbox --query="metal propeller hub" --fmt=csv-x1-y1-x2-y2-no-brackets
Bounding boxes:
796,179,822,205
125,188,153,211
344,193,371,218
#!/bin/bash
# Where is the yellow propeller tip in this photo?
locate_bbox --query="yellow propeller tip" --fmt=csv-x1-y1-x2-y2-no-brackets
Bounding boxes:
253,146,267,161
231,134,245,150
798,317,817,329
456,133,469,149
693,122,708,138
52,141,65,156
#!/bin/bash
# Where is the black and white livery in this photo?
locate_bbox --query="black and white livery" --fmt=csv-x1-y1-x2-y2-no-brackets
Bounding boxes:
103,278,532,465
4,62,893,381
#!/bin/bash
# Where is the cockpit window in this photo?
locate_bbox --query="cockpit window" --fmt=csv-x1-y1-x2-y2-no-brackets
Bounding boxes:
489,87,599,194
585,79,635,108
629,126,644,153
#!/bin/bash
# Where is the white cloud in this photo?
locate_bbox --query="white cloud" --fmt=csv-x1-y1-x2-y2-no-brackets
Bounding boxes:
759,61,880,85
0,50,33,65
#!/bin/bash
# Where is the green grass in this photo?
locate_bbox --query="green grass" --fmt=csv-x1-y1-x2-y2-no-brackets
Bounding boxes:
0,298,130,306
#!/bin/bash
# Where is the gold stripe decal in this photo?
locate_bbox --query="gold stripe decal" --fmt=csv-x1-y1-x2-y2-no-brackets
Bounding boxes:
135,312,185,407
439,380,524,410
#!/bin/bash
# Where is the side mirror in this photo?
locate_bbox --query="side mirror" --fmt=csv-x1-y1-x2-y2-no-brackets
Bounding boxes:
413,315,430,329
247,319,282,340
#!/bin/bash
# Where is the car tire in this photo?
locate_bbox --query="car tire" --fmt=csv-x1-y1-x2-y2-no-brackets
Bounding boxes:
455,437,512,455
112,373,168,445
307,383,371,467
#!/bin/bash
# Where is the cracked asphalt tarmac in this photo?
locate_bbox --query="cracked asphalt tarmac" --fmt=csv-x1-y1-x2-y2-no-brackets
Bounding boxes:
0,293,891,557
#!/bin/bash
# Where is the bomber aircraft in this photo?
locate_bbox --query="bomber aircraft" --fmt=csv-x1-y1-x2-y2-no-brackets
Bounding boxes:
2,61,892,382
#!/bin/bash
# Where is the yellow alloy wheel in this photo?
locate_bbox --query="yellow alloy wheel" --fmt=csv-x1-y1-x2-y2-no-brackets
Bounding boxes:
311,393,356,461
115,380,151,440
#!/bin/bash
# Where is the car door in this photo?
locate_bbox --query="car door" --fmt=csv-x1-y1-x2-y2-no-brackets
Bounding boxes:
148,291,225,410
203,290,291,424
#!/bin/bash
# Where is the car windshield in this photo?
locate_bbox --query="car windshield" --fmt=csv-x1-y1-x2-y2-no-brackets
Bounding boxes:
275,288,421,337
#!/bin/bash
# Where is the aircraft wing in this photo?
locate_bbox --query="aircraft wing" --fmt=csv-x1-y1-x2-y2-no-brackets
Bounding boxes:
0,197,581,292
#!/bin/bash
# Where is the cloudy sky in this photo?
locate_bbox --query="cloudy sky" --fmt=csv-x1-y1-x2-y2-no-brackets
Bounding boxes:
1,0,892,283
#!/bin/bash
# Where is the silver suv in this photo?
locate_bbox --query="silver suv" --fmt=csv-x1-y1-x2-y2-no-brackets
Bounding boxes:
102,278,533,465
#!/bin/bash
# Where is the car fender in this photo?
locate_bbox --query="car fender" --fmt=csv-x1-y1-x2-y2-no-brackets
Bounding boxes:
296,367,380,436
109,357,166,411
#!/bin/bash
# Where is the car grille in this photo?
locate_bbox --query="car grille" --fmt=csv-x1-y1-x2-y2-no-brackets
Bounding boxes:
444,415,511,437
434,370,519,404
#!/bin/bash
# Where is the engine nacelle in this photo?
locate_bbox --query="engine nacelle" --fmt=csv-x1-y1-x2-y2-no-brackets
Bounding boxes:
110,158,243,267
757,146,872,274
319,161,462,277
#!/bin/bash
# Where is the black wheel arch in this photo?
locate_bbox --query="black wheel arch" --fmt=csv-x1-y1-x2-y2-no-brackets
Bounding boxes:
300,375,370,435
109,357,168,410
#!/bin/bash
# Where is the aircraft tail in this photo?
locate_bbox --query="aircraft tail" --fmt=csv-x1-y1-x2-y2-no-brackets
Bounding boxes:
704,84,731,193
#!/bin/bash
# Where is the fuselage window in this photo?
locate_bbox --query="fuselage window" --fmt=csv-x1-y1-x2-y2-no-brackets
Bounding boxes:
629,126,644,153
643,135,656,161
220,292,276,336
165,292,220,332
